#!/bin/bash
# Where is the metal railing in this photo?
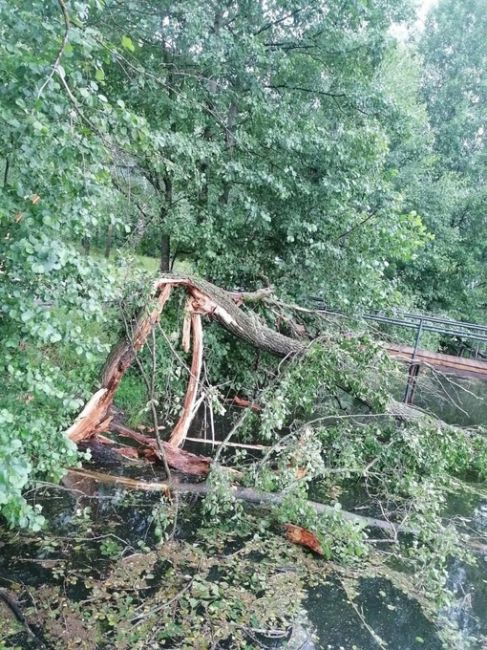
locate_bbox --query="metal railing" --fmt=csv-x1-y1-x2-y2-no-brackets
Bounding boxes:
309,301,487,345
308,301,487,403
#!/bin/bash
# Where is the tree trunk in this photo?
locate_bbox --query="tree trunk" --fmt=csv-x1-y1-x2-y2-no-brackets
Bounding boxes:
219,101,238,206
160,233,170,272
82,236,91,255
66,468,413,535
104,224,113,259
159,172,173,272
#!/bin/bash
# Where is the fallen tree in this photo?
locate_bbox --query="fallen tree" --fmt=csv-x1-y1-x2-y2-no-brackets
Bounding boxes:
55,272,487,615
66,468,411,535
63,272,487,537
66,272,435,460
65,273,308,471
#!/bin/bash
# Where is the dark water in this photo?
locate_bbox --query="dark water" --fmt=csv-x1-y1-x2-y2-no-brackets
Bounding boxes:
294,578,443,650
345,373,486,649
1,377,486,649
1,480,486,649
405,369,487,428
295,373,487,650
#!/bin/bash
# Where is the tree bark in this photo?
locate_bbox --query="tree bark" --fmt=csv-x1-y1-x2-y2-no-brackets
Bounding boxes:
160,233,170,272
154,273,304,357
105,223,113,259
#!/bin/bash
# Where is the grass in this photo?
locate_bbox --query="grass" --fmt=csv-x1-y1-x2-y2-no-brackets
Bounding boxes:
81,244,194,276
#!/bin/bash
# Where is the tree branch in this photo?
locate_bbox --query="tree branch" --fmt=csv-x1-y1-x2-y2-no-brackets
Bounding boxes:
37,0,70,98
335,210,378,242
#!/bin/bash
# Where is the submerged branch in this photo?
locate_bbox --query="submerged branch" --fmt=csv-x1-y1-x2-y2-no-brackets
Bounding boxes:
67,468,414,535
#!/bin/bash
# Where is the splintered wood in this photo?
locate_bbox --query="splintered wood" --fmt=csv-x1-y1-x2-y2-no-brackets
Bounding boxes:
65,274,303,472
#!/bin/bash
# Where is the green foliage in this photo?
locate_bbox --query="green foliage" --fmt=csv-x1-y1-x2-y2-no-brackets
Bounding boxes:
0,405,79,529
0,0,440,525
0,8,485,646
99,537,123,559
7,0,424,308
202,465,244,525
0,0,128,525
216,336,487,616
0,494,318,649
257,337,392,443
399,0,487,320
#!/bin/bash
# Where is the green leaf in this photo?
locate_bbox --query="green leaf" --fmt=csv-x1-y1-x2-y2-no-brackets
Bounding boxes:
121,35,135,52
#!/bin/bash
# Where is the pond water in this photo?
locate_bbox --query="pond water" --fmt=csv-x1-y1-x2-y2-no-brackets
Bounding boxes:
1,476,486,649
1,374,486,649
411,370,487,428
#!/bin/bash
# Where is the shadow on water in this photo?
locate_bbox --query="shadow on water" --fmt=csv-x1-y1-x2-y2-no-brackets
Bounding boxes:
303,577,443,650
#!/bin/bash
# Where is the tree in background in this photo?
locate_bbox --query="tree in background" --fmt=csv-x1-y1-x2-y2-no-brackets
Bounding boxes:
402,0,487,320
89,0,428,305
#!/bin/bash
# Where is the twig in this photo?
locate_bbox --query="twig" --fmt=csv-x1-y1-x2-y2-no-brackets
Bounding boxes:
37,0,70,98
335,210,379,242
130,578,193,625
213,409,251,464
338,577,388,649
57,71,103,137
185,437,269,450
208,395,216,450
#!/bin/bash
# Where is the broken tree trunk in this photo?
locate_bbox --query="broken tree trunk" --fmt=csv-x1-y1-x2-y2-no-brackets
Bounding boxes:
65,272,441,465
154,273,304,357
169,311,203,447
67,284,173,442
65,273,304,458
111,422,211,476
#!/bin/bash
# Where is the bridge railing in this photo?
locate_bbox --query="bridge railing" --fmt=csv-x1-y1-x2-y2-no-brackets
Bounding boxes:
308,301,487,403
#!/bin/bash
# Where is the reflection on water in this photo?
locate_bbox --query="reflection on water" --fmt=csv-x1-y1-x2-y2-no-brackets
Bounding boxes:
408,370,487,428
1,375,486,649
441,499,487,649
1,481,486,649
302,578,443,650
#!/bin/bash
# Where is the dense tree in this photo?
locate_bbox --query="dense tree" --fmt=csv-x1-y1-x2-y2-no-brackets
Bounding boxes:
2,2,487,647
0,0,429,523
401,0,487,320
104,0,430,306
